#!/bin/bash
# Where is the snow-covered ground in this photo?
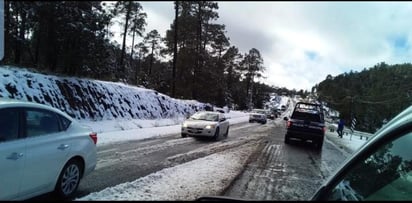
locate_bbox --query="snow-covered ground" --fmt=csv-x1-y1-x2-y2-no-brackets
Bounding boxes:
77,142,258,200
325,129,369,155
0,66,205,121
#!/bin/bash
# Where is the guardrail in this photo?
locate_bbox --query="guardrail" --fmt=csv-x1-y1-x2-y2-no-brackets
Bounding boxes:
326,122,374,140
352,130,374,140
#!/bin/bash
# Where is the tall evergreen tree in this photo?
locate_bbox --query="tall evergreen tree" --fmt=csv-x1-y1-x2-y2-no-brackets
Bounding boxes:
112,1,146,80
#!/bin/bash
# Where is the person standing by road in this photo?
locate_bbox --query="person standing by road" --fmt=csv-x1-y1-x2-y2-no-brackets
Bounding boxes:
337,118,345,138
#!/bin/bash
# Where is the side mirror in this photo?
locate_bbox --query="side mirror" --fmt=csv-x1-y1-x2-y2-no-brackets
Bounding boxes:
283,117,288,121
219,118,226,122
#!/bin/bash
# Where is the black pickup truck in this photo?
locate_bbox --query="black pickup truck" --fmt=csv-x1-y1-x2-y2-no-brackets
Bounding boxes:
283,102,326,150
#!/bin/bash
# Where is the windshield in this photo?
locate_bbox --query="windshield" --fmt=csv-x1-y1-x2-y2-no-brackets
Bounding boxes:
252,109,266,114
190,112,219,121
1,1,411,202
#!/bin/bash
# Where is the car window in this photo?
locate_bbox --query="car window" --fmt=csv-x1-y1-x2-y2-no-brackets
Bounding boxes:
25,109,60,137
291,111,321,122
58,114,72,131
0,108,19,142
219,114,225,121
326,132,412,200
191,112,218,121
253,110,265,114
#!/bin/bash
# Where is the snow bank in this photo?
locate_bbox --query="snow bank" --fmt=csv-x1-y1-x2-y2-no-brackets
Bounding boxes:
77,143,258,200
0,66,205,121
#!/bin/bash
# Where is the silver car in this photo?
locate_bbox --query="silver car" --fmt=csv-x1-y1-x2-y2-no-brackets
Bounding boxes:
249,109,267,124
0,99,97,200
181,111,229,141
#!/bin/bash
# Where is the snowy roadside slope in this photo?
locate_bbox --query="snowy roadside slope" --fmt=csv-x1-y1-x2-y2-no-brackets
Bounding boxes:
0,66,205,121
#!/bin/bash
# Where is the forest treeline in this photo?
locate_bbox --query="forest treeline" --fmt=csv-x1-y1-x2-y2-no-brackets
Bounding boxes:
2,1,296,110
315,62,412,133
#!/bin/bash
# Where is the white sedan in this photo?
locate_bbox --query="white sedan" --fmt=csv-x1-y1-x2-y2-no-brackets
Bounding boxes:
181,111,229,141
0,99,97,200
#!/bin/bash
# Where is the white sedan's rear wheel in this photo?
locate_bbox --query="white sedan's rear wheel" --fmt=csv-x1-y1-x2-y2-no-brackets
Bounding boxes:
54,159,83,199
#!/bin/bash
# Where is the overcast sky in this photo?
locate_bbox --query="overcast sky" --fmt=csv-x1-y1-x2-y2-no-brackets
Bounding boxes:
113,1,412,91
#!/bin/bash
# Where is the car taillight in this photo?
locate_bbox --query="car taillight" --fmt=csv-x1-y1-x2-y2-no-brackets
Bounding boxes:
89,132,97,145
287,121,292,128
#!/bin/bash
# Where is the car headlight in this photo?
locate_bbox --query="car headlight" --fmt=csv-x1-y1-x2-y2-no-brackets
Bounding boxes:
205,124,216,129
183,123,188,128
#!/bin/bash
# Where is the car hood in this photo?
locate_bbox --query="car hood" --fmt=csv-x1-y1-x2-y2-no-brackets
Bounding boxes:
183,120,218,127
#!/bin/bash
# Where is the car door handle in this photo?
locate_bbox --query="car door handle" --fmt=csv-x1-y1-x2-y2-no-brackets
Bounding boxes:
7,152,24,160
57,144,69,150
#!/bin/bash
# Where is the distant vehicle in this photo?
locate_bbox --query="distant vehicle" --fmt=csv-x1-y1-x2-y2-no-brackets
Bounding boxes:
181,111,229,141
267,110,277,119
283,102,325,150
0,99,97,200
249,109,267,124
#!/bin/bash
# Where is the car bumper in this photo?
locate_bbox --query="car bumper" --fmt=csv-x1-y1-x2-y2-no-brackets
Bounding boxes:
83,151,97,178
286,130,324,141
249,118,266,122
182,127,216,137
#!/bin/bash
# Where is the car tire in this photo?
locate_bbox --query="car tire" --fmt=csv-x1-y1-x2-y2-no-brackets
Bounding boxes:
181,133,187,138
213,127,220,141
54,158,83,199
224,127,229,138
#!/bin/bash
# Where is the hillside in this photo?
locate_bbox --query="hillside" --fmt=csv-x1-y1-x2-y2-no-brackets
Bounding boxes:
315,62,412,132
0,66,206,121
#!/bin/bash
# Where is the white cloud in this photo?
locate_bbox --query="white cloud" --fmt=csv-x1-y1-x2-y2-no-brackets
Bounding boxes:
127,2,412,91
140,2,174,38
